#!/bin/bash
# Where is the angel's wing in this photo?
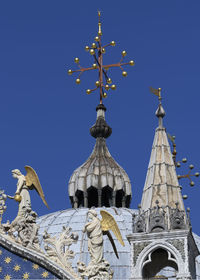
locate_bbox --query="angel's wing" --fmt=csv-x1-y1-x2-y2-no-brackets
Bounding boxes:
25,165,49,208
103,230,119,259
100,210,125,247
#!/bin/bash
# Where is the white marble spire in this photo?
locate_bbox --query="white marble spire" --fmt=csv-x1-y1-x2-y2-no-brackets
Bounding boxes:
141,103,185,212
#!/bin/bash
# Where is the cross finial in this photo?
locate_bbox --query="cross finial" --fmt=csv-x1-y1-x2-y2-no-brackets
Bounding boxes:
68,11,135,104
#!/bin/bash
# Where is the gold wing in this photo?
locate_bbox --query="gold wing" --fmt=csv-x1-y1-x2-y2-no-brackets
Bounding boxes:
100,210,125,247
25,165,49,208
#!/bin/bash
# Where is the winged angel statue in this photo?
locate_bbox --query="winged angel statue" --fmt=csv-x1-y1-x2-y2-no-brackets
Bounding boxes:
2,166,48,249
78,209,125,280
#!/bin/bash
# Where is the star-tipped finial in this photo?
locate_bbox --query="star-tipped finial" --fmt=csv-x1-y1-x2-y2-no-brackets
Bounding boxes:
67,11,135,104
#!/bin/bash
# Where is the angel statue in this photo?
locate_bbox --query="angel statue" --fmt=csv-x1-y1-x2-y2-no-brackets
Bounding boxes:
3,166,49,249
77,209,125,280
11,166,49,219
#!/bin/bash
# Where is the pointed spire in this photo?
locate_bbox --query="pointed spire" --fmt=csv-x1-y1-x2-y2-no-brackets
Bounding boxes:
140,88,188,232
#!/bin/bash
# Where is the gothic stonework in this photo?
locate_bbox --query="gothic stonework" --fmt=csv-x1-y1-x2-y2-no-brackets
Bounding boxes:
133,242,151,265
167,238,185,261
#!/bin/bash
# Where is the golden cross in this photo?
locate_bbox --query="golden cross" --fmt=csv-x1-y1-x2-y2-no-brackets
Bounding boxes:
68,11,135,104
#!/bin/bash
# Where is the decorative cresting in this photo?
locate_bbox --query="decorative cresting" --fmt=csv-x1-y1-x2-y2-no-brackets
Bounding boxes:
68,105,131,208
139,88,187,232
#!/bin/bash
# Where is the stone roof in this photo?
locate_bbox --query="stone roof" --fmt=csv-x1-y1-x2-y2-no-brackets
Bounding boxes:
36,207,200,280
37,207,137,280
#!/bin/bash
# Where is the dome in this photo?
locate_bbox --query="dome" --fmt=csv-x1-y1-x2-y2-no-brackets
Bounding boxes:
68,104,132,209
37,207,137,280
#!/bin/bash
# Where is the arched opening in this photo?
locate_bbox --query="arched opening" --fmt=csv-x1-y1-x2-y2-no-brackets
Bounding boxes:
87,186,98,208
75,190,84,207
142,248,178,279
116,189,124,207
102,186,112,207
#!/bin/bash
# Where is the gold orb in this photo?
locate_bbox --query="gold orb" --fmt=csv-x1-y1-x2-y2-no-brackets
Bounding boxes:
91,43,97,49
68,69,73,75
86,89,91,95
110,41,116,46
85,46,90,52
102,48,106,54
183,195,188,200
92,63,97,69
111,84,116,90
95,81,100,87
74,57,79,63
122,71,127,77
122,50,127,57
14,194,22,202
76,78,81,84
98,31,102,36
190,181,195,187
90,49,95,55
103,92,107,98
129,60,135,66
107,78,112,84
105,84,109,90
95,36,99,42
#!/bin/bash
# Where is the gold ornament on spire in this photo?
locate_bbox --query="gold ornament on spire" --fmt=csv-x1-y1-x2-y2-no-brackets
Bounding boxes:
149,87,162,102
67,11,135,104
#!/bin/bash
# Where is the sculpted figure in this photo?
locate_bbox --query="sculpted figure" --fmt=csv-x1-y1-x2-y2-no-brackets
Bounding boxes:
12,169,31,217
78,209,124,280
11,166,49,219
2,166,49,249
83,209,103,264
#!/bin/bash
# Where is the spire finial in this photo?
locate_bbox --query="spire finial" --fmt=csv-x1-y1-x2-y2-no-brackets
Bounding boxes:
150,86,162,104
150,86,165,127
68,12,135,104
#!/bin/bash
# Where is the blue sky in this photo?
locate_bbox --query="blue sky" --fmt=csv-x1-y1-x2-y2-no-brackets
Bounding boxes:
0,1,200,234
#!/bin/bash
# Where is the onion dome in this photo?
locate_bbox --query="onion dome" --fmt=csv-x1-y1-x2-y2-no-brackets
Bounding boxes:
68,104,132,208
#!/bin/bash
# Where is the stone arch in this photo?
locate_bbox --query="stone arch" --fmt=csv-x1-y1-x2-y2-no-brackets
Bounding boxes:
134,241,185,279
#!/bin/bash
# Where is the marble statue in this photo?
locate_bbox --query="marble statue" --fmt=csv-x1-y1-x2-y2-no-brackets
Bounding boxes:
78,209,125,280
83,209,104,264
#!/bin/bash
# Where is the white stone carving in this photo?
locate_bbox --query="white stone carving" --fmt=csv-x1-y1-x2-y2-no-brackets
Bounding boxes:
43,226,80,279
77,209,113,280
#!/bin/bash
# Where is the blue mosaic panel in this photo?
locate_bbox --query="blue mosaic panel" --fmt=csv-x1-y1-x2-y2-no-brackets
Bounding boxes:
0,245,58,280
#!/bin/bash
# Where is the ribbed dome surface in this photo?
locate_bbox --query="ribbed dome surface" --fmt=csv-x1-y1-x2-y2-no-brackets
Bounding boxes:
68,138,132,208
37,207,137,280
69,138,131,195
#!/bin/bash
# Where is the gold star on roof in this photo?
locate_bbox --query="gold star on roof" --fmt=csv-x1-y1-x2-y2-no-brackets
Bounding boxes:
23,272,30,279
13,264,21,272
32,263,39,270
4,257,11,264
4,275,11,280
41,271,49,278
68,11,135,104
0,249,2,255
0,267,2,273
